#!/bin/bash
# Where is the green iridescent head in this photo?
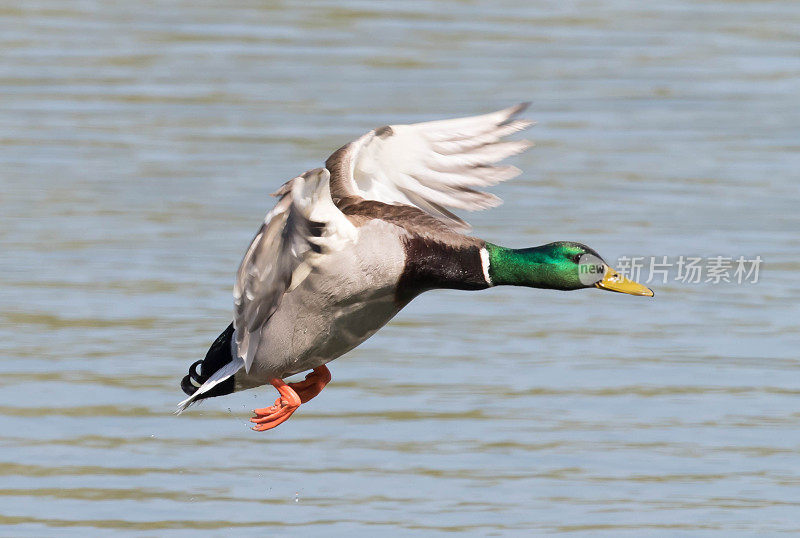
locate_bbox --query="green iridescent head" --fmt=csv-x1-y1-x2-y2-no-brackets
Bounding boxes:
485,241,654,296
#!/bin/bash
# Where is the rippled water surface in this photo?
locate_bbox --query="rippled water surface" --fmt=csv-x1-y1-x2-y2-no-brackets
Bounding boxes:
2,1,800,535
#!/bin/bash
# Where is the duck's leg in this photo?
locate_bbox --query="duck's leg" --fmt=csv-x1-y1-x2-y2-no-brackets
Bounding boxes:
286,365,331,403
249,366,332,431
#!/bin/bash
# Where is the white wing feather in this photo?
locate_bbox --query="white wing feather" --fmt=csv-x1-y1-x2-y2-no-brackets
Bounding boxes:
328,103,533,230
232,168,355,373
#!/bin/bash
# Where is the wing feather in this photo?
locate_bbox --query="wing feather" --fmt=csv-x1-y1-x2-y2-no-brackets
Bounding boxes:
232,168,355,372
326,103,533,230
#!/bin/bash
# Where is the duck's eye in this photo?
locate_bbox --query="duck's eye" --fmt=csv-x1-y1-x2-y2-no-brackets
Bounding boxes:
572,253,583,264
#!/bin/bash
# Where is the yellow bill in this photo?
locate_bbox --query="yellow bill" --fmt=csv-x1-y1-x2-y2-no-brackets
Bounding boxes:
595,267,654,297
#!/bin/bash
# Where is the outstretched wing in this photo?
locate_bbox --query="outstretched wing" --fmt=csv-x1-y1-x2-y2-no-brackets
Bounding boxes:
233,168,355,372
325,103,533,231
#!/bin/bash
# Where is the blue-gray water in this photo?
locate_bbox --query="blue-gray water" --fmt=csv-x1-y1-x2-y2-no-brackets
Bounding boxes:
2,1,799,535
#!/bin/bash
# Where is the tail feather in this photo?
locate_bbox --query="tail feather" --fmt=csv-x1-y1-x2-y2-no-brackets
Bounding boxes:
176,357,244,413
176,322,242,414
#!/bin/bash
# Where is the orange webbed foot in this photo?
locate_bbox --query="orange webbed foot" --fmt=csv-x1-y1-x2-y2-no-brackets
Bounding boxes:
249,365,332,432
250,379,301,431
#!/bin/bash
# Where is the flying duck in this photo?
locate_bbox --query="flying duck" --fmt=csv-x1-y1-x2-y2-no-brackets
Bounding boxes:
178,104,654,431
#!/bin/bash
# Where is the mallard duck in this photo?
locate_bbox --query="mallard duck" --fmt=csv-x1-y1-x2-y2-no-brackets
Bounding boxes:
177,104,653,431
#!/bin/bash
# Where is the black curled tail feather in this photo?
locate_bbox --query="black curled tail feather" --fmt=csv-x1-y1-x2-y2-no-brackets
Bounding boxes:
181,323,236,401
179,360,206,396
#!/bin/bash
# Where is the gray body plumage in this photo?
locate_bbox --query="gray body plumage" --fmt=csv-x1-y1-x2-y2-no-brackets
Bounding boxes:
235,218,408,389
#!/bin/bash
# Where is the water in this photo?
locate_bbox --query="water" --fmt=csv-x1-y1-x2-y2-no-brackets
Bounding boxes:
2,0,799,535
